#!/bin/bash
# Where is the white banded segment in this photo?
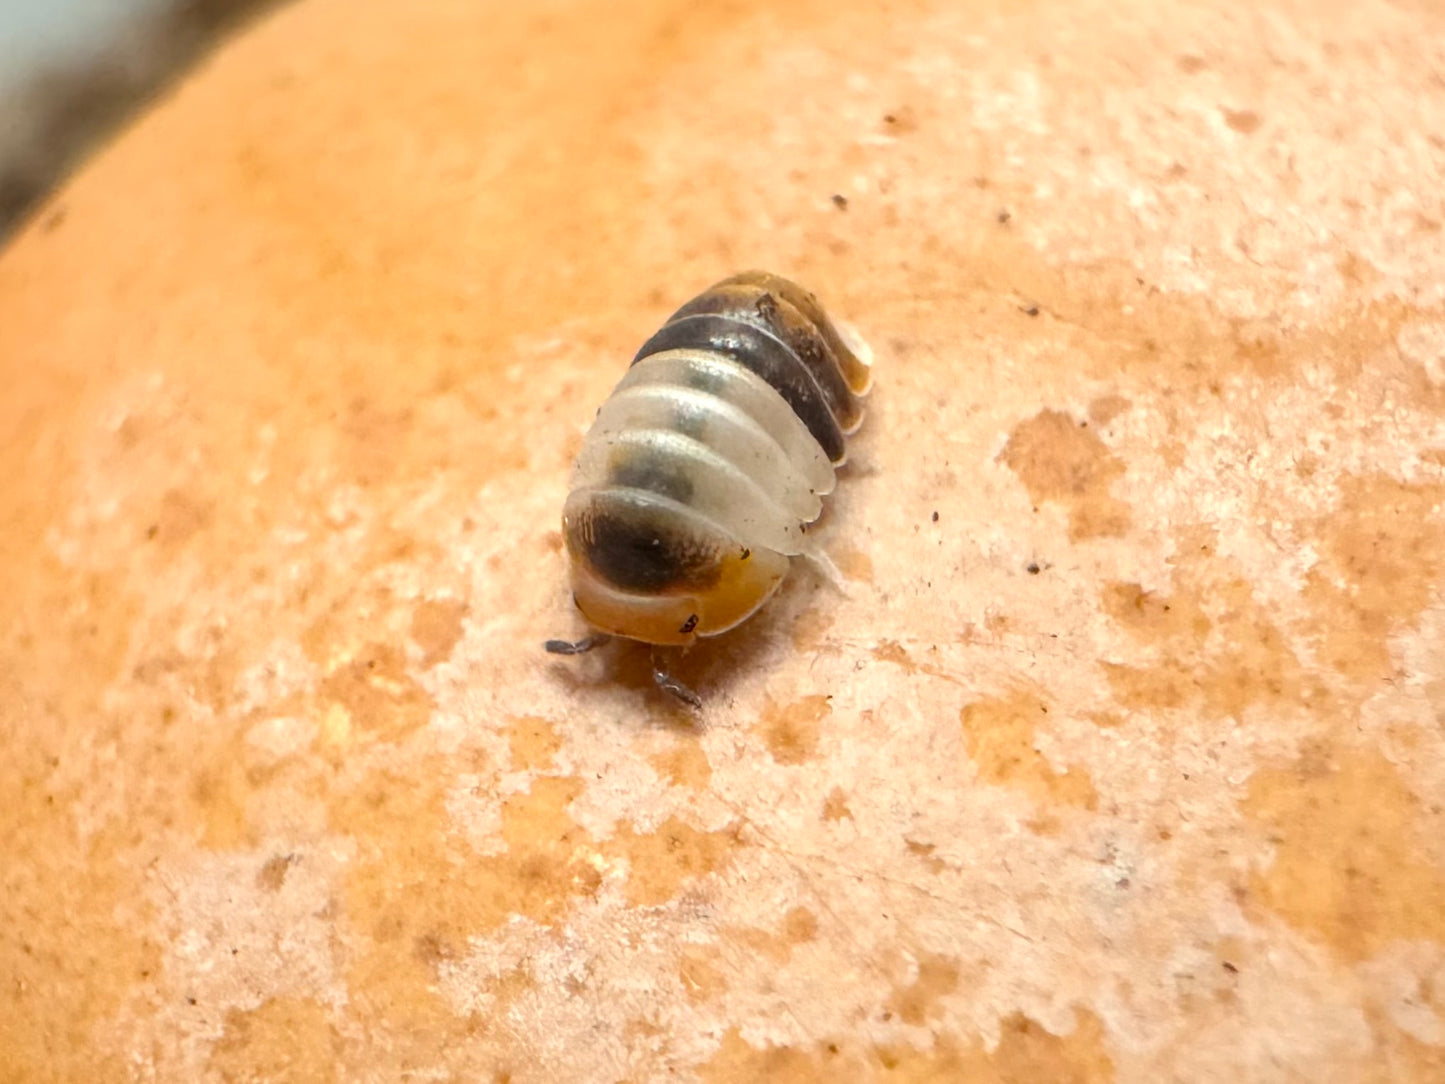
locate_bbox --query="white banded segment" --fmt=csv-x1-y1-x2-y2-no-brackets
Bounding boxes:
614,351,837,497
577,354,831,536
562,271,871,646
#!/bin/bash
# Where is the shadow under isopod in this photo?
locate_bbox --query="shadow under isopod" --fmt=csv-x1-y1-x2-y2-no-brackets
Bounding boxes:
543,553,841,723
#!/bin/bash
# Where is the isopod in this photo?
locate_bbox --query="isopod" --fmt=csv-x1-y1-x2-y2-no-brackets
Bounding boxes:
546,271,872,702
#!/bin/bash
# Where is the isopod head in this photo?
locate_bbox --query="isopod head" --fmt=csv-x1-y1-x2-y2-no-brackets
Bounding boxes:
564,488,792,646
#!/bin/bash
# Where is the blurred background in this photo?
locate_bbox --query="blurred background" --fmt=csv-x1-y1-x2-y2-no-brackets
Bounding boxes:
0,0,275,241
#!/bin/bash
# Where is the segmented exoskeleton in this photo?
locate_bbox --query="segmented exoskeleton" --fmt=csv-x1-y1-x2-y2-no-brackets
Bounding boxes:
547,271,871,701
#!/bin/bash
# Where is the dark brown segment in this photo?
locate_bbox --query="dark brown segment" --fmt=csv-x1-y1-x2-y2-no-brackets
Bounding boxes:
565,489,722,593
669,283,863,431
632,314,846,462
718,271,872,393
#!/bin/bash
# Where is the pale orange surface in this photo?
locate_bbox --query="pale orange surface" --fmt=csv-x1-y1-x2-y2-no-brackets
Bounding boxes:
2,0,1445,1080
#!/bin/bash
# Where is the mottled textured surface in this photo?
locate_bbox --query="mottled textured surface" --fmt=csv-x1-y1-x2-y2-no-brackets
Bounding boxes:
2,0,1444,1080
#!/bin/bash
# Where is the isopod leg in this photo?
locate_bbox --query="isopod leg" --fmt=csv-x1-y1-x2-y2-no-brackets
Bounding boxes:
544,633,612,655
651,646,702,709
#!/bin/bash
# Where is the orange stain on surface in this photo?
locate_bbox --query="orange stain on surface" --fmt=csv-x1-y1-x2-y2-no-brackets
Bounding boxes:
759,694,832,764
319,642,433,743
872,638,918,673
1087,395,1131,426
334,770,599,1030
191,752,255,850
613,816,742,908
1243,748,1445,962
960,689,1098,814
699,1007,1115,1082
821,787,852,821
209,997,340,1084
506,715,564,772
1221,107,1263,134
651,739,713,790
1302,474,1445,685
727,906,822,964
679,946,731,1004
409,596,468,667
990,1008,1116,1084
1102,581,1211,643
701,1030,836,1082
836,547,875,584
888,953,963,1025
999,409,1130,540
1100,532,1321,723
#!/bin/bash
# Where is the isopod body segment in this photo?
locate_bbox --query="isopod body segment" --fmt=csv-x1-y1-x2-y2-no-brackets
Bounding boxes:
561,271,872,646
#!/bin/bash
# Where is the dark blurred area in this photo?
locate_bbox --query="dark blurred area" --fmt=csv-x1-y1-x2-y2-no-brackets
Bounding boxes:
0,0,280,244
